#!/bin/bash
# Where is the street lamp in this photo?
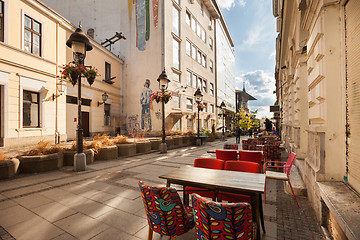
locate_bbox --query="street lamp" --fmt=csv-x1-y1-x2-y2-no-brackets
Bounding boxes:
194,88,203,146
220,101,226,140
97,92,109,106
157,69,171,153
66,26,93,171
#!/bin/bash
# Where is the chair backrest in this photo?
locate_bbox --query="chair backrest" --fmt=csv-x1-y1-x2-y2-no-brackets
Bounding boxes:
216,150,238,161
224,160,261,173
192,193,255,240
194,158,224,170
138,181,193,236
238,150,262,165
224,144,238,150
285,152,296,175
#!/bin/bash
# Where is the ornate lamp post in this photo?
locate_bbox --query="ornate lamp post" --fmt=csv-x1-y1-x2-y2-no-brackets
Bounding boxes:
157,69,171,153
194,88,203,146
66,27,93,171
220,101,226,140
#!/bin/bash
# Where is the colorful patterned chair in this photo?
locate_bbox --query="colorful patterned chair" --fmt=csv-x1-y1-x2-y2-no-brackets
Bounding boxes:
224,144,239,150
192,193,257,240
138,181,195,240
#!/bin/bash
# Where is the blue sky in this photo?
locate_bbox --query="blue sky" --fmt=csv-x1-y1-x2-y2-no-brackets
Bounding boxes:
218,0,277,118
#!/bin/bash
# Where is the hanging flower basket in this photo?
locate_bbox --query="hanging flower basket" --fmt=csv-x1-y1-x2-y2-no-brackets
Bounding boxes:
59,64,86,86
150,91,172,104
197,103,206,111
82,67,100,86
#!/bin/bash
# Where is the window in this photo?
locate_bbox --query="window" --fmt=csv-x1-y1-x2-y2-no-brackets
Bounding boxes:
187,119,193,130
191,17,196,32
0,0,4,42
203,103,207,112
210,83,214,96
204,119,208,129
197,77,202,89
191,45,197,60
201,3,204,15
173,118,181,131
203,79,207,92
210,60,213,72
209,37,213,50
186,11,191,26
187,71,192,86
172,5,180,36
173,72,180,82
173,95,180,108
210,104,214,113
104,103,111,126
174,0,180,5
192,74,197,88
173,38,180,69
66,96,91,106
202,28,206,42
186,40,191,56
24,15,41,56
197,50,202,64
202,55,206,67
23,90,39,127
105,62,111,80
197,24,201,38
186,98,193,111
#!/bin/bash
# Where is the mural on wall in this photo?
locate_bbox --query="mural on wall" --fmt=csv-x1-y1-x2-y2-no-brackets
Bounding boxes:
153,0,159,27
145,0,150,41
140,79,153,131
128,115,141,133
128,0,133,19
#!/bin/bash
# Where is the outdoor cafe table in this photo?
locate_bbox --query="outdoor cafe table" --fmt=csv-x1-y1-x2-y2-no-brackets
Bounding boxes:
159,165,266,239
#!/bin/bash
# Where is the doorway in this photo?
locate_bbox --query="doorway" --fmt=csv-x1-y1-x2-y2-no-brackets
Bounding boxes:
81,111,90,138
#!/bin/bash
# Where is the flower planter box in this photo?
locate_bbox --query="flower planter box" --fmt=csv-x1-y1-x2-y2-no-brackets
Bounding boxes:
94,145,118,161
18,152,63,173
136,141,152,153
63,149,94,166
117,143,137,157
173,136,183,147
149,139,161,150
165,137,174,149
0,158,20,180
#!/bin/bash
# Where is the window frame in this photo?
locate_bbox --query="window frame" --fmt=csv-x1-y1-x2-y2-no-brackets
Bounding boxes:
210,60,214,72
0,0,4,42
186,98,193,111
172,38,180,70
105,62,111,81
23,90,40,128
172,4,180,37
210,82,214,96
186,11,191,26
23,14,42,56
187,71,192,87
186,40,191,56
202,79,207,93
172,95,181,109
209,37,213,50
104,103,111,126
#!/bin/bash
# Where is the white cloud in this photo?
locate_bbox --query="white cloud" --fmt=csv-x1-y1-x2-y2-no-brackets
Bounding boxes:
269,50,276,58
218,0,246,10
236,70,276,119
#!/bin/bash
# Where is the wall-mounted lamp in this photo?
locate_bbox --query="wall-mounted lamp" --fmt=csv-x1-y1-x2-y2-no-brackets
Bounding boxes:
51,80,67,101
97,92,109,106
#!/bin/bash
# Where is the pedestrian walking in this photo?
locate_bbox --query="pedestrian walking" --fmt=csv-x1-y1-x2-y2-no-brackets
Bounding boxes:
235,127,241,144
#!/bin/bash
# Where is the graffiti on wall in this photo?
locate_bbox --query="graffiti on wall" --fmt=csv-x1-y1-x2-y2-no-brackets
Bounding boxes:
140,79,153,131
128,114,140,134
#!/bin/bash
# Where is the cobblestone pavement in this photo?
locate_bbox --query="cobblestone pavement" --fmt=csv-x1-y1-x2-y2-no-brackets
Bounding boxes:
0,137,324,240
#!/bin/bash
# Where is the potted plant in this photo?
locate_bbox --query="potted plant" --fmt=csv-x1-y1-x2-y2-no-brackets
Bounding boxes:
83,67,100,86
197,103,206,111
59,63,86,86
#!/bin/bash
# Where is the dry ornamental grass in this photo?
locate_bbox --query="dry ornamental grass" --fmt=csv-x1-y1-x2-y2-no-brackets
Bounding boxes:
23,141,64,156
112,135,130,144
0,150,10,161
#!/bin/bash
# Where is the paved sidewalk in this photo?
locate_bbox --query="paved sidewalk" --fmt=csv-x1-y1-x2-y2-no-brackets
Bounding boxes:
0,138,323,240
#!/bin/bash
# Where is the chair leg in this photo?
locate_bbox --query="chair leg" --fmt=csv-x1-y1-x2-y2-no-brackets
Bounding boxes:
288,180,299,207
264,179,267,204
147,226,153,240
259,194,266,233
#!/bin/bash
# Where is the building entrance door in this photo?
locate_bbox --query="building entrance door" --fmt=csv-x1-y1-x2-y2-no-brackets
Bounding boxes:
81,112,90,138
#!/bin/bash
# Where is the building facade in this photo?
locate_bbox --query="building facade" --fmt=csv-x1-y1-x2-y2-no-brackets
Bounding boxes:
273,0,359,238
42,0,234,134
0,0,124,148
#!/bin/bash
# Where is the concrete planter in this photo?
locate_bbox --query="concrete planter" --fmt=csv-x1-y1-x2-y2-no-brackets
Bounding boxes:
94,145,118,161
190,135,197,145
182,136,191,146
208,136,216,142
149,139,161,150
135,141,152,153
173,136,183,147
0,158,20,180
165,137,174,149
117,143,137,157
18,152,63,173
63,149,94,166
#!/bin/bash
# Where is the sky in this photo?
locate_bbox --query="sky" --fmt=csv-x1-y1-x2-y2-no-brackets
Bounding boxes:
218,0,277,119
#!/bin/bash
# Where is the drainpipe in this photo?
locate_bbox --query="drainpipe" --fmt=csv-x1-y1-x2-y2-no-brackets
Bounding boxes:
55,22,60,144
214,18,218,114
161,0,165,70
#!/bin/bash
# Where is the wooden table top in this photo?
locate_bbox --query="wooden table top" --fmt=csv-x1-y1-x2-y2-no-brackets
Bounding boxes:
159,165,265,195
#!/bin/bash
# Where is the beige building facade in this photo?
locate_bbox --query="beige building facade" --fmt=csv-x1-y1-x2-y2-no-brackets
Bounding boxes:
42,0,234,134
0,0,124,148
274,0,360,238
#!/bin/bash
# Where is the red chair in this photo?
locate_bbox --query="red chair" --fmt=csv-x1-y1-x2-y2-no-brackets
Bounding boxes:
218,161,265,233
216,150,238,161
238,150,263,165
185,158,224,200
264,152,298,207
